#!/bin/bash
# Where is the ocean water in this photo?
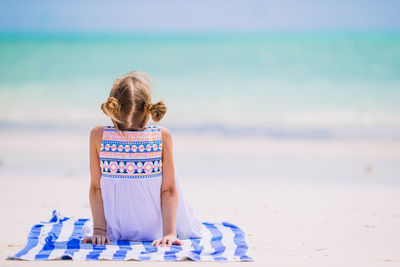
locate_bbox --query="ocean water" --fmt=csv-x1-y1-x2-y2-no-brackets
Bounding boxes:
1,31,400,140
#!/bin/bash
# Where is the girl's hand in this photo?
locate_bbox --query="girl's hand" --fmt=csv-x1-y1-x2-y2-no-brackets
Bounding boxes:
82,229,110,245
151,234,184,247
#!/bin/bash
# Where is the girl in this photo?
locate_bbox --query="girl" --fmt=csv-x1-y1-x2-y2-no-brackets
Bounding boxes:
82,71,202,247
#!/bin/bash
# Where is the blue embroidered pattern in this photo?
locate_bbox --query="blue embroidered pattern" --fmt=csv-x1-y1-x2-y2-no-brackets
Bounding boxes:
99,125,162,179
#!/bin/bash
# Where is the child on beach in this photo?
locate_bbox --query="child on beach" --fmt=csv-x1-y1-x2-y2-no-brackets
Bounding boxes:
82,71,202,247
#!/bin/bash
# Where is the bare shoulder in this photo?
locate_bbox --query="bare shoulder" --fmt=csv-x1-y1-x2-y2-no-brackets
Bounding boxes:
90,125,106,142
160,126,172,144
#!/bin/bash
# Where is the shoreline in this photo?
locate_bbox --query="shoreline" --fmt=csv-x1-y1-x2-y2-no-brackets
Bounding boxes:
1,128,400,184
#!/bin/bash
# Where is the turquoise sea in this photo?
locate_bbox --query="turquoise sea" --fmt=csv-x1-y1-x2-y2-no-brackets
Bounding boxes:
1,31,399,140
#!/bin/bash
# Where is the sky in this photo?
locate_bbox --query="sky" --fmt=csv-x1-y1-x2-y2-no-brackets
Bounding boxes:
0,0,399,33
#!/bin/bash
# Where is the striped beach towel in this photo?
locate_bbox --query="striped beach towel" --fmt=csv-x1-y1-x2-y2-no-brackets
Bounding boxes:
8,210,253,261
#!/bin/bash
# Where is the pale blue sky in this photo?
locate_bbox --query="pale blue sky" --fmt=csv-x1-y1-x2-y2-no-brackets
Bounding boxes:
0,0,399,32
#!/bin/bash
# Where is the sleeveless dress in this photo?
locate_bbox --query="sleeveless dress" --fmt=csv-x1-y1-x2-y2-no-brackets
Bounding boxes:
95,125,202,242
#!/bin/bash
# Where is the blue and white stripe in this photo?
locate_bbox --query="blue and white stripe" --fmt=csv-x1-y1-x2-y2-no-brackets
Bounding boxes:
9,210,253,262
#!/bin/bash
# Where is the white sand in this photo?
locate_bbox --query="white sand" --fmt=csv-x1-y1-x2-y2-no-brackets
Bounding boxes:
1,131,400,266
1,177,400,266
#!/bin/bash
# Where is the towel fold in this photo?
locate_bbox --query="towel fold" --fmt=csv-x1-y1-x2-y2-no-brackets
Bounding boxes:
8,210,253,261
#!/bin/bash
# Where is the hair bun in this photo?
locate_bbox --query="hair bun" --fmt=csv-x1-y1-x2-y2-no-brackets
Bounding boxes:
106,96,121,114
149,101,167,122
101,96,122,123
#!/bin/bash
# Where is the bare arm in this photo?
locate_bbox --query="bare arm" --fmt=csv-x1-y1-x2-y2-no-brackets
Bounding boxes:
82,125,110,245
151,127,183,247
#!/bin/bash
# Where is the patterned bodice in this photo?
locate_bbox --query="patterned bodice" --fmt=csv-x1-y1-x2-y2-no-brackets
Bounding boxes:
99,125,162,179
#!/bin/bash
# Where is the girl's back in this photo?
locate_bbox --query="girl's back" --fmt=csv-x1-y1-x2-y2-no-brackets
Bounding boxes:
99,125,202,241
100,125,163,241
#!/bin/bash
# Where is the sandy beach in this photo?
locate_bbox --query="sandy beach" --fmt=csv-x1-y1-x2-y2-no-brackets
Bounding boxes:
1,177,400,266
1,130,400,266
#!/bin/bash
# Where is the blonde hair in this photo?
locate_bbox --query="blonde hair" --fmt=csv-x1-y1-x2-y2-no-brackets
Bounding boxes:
101,71,167,131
